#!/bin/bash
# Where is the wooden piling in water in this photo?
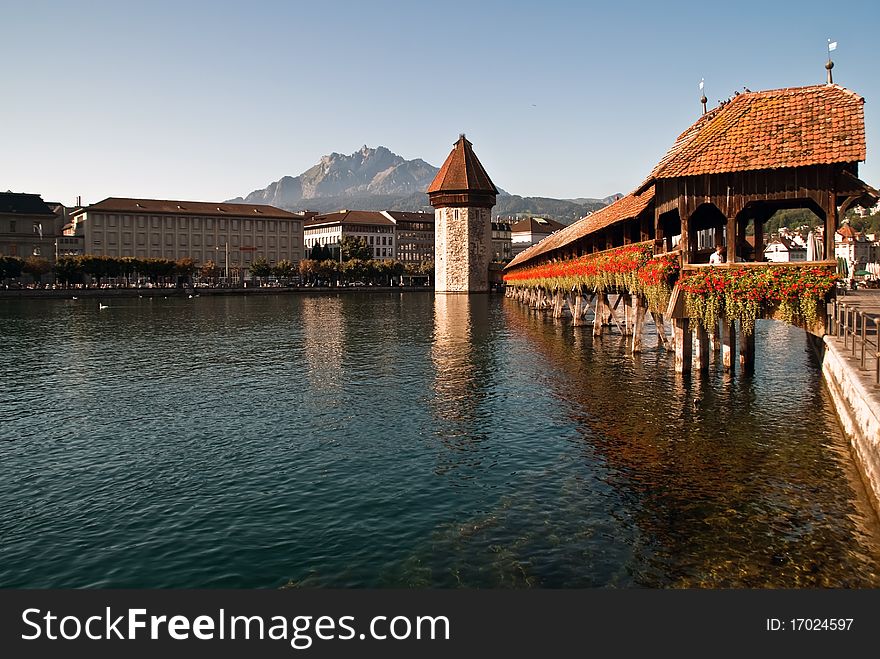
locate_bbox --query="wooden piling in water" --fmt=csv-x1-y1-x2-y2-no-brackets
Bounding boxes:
593,294,604,336
721,319,736,372
694,323,710,372
632,296,646,354
739,326,755,372
674,318,692,373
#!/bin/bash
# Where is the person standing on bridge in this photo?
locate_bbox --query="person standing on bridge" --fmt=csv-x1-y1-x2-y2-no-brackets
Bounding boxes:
709,245,725,265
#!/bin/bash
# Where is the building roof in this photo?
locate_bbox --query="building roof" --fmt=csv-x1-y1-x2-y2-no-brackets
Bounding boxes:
645,84,866,182
72,197,302,219
510,217,567,234
381,210,435,223
506,186,654,270
765,235,805,252
837,222,866,242
0,192,55,216
305,210,396,228
427,135,499,195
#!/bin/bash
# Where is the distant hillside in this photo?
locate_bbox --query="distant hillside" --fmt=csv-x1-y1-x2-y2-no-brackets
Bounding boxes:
566,194,624,206
227,145,612,223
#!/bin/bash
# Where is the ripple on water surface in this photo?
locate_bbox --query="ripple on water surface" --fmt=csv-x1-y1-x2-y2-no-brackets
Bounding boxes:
0,294,878,588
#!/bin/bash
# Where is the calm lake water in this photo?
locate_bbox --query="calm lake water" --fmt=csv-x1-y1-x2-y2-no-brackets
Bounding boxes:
1,292,879,588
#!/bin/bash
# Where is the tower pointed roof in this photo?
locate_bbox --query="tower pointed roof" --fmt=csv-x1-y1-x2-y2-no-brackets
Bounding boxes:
428,134,498,195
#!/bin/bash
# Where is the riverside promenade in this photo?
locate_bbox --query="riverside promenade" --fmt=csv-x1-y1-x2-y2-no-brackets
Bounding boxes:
823,290,880,516
0,285,433,300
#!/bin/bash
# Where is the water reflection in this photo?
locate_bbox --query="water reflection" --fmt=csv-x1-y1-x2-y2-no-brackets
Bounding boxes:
499,300,880,586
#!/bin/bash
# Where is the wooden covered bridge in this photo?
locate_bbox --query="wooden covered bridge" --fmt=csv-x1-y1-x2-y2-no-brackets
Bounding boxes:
504,83,878,373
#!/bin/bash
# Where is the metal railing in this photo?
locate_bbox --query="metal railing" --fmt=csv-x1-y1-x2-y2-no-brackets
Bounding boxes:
830,300,880,384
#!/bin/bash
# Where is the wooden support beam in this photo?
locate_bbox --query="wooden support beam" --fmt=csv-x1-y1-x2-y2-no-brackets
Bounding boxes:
652,312,668,349
622,294,632,336
674,318,692,373
825,190,837,262
680,214,691,265
632,296,646,354
738,326,755,373
604,294,624,334
572,291,585,326
710,321,720,352
553,289,565,318
754,217,764,262
593,293,604,336
694,323,710,371
726,215,736,264
721,319,736,372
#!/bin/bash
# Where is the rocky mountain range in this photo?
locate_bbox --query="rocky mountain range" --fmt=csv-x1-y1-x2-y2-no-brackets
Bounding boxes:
227,146,616,224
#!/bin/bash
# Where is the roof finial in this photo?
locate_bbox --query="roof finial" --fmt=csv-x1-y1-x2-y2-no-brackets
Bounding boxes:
826,39,837,84
699,78,707,114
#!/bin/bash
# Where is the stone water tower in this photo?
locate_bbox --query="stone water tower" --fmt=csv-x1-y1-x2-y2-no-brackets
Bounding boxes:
428,135,498,293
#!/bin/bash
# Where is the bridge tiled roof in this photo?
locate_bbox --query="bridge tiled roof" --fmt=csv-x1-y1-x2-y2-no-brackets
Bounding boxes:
506,186,654,269
645,84,866,182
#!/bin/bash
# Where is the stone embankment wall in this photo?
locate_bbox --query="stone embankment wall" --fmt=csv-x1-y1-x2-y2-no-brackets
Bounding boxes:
820,336,880,516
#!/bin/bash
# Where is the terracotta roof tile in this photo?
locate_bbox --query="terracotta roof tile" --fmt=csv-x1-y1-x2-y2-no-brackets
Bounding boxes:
306,210,395,227
646,84,866,181
75,197,302,219
427,135,498,194
506,186,654,269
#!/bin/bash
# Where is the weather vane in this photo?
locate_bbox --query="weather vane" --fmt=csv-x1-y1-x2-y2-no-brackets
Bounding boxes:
699,78,707,114
826,39,837,84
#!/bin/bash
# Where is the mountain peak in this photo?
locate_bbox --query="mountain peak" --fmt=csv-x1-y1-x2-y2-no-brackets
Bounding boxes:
228,146,439,210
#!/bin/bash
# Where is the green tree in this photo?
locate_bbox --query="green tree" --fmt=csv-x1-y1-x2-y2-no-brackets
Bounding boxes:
250,257,272,283
53,256,84,286
341,235,372,262
341,258,368,283
299,259,317,284
175,257,196,278
23,257,52,285
79,255,108,286
316,259,339,284
0,256,24,282
273,259,297,281
310,244,328,260
199,260,220,282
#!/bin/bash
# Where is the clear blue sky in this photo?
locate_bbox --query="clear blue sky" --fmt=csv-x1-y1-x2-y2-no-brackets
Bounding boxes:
2,0,879,206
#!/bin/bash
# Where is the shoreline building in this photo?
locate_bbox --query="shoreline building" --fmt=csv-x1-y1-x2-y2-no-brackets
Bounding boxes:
491,220,512,262
0,193,58,261
428,134,498,293
68,198,304,274
382,211,434,264
304,210,396,260
510,216,566,257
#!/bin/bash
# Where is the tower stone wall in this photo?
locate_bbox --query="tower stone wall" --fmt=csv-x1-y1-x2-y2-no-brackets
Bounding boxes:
434,206,491,293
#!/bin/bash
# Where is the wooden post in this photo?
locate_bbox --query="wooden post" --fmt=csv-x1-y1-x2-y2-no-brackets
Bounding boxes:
738,325,755,372
553,289,564,318
632,296,646,354
674,318,692,373
622,294,632,336
652,312,668,349
694,323,710,371
593,293,604,336
825,191,837,263
721,319,736,372
710,320,720,352
726,215,737,263
680,215,690,265
572,291,584,326
754,218,764,262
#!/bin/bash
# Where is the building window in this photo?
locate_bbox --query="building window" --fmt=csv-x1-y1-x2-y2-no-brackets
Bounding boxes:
9,220,16,232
